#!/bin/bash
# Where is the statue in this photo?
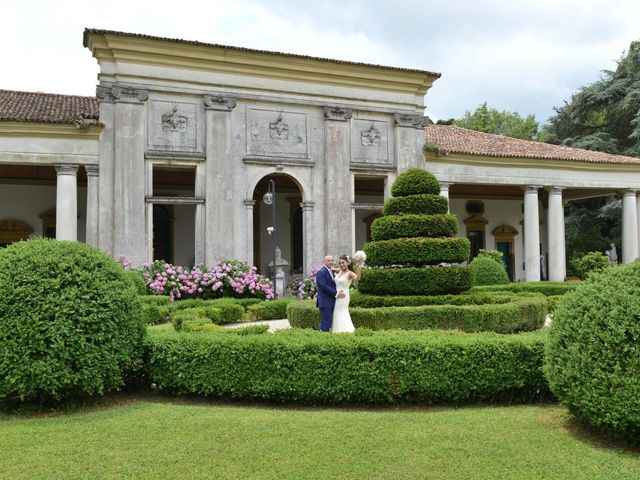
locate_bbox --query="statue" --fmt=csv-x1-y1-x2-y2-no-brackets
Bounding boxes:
609,242,618,266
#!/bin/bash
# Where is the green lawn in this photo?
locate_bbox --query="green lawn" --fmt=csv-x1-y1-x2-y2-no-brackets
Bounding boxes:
0,399,638,480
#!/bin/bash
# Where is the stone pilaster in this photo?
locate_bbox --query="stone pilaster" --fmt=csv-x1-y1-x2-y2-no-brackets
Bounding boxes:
547,187,566,282
96,86,115,254
324,106,353,258
622,189,638,263
394,113,431,172
203,95,237,266
244,199,256,267
85,164,99,247
524,186,541,282
194,163,207,265
55,164,79,241
301,201,315,275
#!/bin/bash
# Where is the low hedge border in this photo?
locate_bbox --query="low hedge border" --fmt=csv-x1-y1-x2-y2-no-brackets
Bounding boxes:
359,266,471,296
471,281,580,297
349,291,508,308
288,294,547,333
365,237,470,266
382,194,448,216
247,297,296,320
370,214,458,241
146,328,550,405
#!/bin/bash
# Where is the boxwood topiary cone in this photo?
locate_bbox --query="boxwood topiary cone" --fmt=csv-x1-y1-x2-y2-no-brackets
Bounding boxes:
360,169,471,295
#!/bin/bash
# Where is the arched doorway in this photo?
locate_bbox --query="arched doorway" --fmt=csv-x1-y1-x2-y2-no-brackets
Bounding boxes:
252,174,303,276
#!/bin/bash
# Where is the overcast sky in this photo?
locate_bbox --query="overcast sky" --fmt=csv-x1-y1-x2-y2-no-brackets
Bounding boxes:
2,0,639,124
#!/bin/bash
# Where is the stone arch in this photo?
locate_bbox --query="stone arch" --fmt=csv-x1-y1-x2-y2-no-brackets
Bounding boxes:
246,169,310,205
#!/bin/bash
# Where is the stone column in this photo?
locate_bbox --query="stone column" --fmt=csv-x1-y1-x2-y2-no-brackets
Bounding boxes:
547,187,566,282
203,95,237,265
244,200,256,267
55,164,79,241
301,201,315,275
95,86,115,254
622,189,638,263
85,164,99,247
524,186,541,282
439,182,451,213
393,114,431,172
194,162,206,265
324,106,353,257
111,86,148,265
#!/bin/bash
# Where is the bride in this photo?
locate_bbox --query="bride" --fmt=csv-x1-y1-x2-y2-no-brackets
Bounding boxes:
331,255,361,333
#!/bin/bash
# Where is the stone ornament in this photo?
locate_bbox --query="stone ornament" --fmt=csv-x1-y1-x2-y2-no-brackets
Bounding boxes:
203,95,237,111
360,122,381,146
324,106,353,121
269,113,289,140
393,113,432,129
162,106,188,133
95,85,148,104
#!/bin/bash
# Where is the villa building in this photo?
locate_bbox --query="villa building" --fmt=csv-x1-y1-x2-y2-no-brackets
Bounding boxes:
2,28,640,282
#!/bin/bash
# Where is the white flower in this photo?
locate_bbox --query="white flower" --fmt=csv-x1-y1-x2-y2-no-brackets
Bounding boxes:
352,251,367,264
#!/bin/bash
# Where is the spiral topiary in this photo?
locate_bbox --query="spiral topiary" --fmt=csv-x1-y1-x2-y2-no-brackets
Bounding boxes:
360,169,471,295
545,261,640,442
0,239,145,406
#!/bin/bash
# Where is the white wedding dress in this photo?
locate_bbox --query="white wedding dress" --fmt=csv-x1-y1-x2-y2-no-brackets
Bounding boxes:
331,272,355,333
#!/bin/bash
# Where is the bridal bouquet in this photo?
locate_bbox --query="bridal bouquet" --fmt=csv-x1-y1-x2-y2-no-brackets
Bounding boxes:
352,250,366,267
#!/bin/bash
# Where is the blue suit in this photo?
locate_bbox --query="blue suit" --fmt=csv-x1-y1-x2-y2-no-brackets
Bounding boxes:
316,266,337,332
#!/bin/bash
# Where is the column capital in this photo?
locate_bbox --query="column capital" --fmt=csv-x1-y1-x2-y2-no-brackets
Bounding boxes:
393,113,431,128
85,164,99,177
439,182,452,189
547,186,565,194
624,188,638,196
97,85,148,104
54,164,79,176
204,95,237,111
525,185,542,193
323,106,352,121
300,201,315,211
244,199,256,208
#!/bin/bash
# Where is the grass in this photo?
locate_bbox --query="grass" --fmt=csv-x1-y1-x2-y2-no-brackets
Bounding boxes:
1,398,638,479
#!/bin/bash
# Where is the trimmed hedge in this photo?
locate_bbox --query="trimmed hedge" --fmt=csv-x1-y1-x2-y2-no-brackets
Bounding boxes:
146,328,550,404
359,266,471,295
370,214,458,241
124,269,148,295
469,257,509,286
172,308,221,331
287,295,547,333
365,237,470,266
168,299,244,325
248,297,296,320
349,291,504,308
471,281,579,297
383,194,448,216
0,239,144,405
391,168,440,197
139,296,171,325
545,262,640,441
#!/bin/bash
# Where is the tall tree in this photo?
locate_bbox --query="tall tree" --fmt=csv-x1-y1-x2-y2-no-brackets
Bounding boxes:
453,102,541,140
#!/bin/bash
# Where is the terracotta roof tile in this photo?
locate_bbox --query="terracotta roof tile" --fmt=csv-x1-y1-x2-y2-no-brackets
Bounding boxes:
0,89,99,125
424,124,640,165
83,28,441,78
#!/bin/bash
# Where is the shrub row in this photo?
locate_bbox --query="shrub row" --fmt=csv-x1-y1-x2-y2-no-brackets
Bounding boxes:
180,321,269,335
247,297,296,320
349,291,507,308
359,266,471,296
370,214,458,241
139,296,247,326
365,237,470,267
287,295,547,333
391,168,441,197
146,328,550,405
382,194,448,216
471,281,579,297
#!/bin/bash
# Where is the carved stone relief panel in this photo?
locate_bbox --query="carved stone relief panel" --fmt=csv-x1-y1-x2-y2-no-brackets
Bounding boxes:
246,108,308,158
148,100,203,153
351,118,390,165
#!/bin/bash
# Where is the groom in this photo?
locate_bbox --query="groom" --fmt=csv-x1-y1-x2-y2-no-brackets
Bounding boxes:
316,255,345,332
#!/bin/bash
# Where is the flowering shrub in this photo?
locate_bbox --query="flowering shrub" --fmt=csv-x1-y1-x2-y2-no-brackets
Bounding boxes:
119,258,274,301
297,265,321,299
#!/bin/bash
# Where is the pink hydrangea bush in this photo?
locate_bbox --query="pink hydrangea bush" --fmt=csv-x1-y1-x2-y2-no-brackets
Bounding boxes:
119,258,274,301
297,265,321,300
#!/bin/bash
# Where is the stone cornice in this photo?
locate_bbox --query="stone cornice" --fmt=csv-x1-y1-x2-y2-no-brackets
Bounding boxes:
0,121,102,138
84,31,438,98
203,95,237,111
394,113,431,129
85,164,100,176
324,106,352,122
96,85,148,104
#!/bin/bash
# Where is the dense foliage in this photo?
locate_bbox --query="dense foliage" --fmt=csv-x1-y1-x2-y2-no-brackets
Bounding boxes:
370,214,458,241
0,239,144,405
359,266,471,296
288,295,547,333
570,251,611,279
390,168,441,197
469,256,510,286
365,237,470,266
147,328,550,405
545,262,640,442
382,194,448,216
471,281,580,297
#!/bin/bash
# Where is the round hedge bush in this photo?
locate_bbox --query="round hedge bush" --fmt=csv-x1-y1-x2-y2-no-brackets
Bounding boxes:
365,237,470,266
391,168,440,197
370,214,457,241
359,266,471,295
469,257,509,286
545,262,640,441
0,239,144,405
383,194,448,216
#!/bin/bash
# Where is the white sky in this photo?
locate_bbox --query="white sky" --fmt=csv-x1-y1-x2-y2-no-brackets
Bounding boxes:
1,0,639,123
